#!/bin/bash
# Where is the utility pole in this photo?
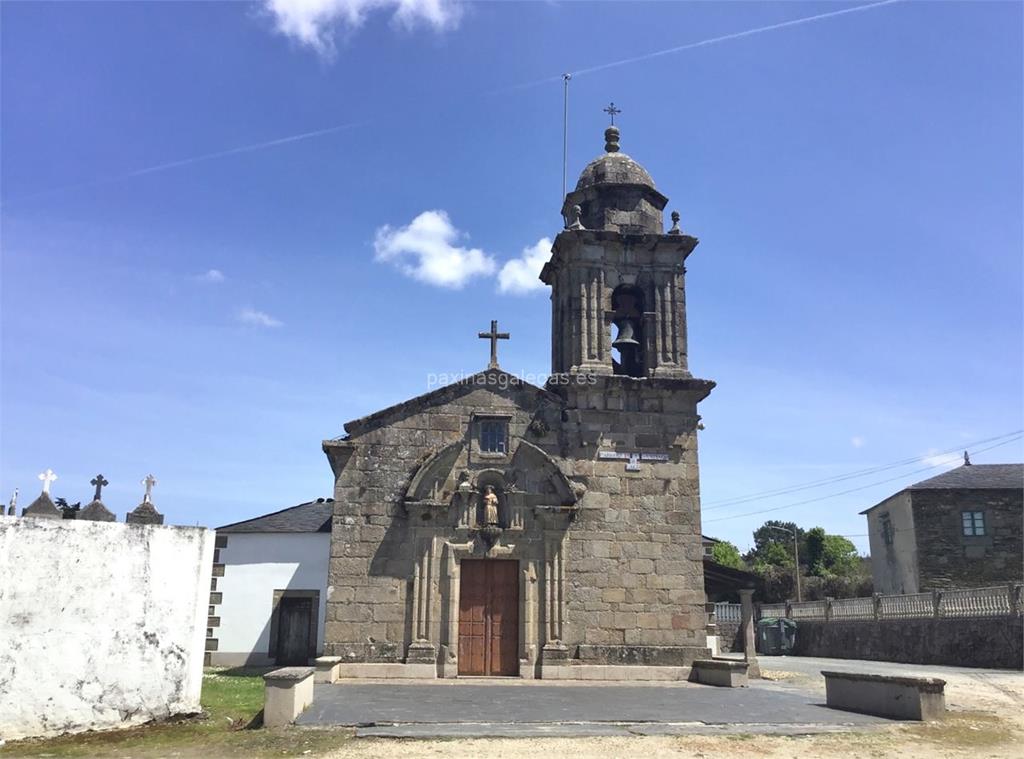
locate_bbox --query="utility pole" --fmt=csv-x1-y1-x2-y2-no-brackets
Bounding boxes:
767,525,801,602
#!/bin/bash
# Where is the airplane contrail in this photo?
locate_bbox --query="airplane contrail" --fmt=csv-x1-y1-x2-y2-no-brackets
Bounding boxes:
3,121,365,204
4,1,901,204
498,0,902,93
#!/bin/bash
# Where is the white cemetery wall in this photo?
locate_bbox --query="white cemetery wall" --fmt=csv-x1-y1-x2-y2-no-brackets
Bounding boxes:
212,532,330,666
0,517,214,740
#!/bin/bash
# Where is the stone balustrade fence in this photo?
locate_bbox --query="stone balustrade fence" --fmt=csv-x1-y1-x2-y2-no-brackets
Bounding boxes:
741,584,1023,623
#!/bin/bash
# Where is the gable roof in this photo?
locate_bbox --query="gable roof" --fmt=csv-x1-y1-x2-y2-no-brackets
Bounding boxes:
217,499,333,533
861,463,1023,514
337,367,561,439
906,463,1023,490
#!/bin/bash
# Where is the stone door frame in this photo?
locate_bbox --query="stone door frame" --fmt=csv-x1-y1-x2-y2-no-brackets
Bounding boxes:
268,588,320,665
403,526,567,679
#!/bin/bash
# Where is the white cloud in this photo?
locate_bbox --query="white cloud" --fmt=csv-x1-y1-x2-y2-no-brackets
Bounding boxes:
196,269,225,284
850,435,866,448
237,308,283,328
498,238,551,295
374,210,496,289
263,0,462,57
921,449,963,469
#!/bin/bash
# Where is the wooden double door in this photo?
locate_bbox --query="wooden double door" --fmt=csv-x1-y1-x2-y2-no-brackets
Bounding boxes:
458,560,519,676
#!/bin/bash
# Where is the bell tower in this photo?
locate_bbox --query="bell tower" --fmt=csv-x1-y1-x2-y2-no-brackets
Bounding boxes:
535,115,716,669
540,123,699,381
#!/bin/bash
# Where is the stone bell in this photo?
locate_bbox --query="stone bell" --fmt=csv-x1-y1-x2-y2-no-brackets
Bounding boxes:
612,317,640,350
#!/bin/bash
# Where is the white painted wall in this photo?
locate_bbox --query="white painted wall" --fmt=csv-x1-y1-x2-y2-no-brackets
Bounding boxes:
212,532,330,666
0,517,213,741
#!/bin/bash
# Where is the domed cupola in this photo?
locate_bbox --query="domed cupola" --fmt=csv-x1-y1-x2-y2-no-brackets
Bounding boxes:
561,124,668,235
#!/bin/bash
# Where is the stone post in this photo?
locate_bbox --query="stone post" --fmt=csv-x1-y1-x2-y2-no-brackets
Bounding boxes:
932,589,943,618
739,589,760,678
825,597,834,622
1009,584,1021,616
872,592,882,621
784,599,793,619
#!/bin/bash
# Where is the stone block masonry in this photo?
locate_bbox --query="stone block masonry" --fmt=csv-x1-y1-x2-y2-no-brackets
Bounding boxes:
262,667,315,727
823,671,946,721
792,616,1023,669
0,516,214,740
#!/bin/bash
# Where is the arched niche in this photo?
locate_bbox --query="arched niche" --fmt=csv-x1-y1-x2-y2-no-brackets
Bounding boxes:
508,440,576,507
473,468,508,528
405,441,464,502
611,283,646,378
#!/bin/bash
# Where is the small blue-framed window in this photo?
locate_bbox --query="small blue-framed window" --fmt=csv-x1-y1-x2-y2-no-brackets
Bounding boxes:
479,420,508,454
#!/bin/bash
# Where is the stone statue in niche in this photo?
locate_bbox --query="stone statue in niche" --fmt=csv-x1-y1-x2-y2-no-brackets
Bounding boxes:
482,485,500,526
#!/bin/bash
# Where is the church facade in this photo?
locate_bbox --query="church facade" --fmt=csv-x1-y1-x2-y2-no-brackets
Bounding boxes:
322,124,716,678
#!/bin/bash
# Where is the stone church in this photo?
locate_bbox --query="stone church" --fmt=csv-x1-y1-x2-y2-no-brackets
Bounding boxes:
322,123,715,679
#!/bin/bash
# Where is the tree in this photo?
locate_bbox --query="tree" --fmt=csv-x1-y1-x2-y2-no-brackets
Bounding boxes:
753,541,794,571
805,526,828,574
745,520,805,569
708,539,745,570
819,534,861,577
746,521,870,600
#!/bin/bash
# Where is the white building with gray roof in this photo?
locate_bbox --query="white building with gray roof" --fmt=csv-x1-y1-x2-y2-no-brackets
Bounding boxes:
208,499,332,667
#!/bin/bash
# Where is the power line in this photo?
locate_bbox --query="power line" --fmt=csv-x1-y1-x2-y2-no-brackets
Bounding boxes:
703,435,1022,524
703,430,1022,511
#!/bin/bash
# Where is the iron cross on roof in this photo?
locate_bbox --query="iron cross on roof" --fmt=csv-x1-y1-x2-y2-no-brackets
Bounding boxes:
603,102,621,125
478,319,510,370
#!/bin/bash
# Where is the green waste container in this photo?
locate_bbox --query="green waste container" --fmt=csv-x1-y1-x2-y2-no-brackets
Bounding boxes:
756,617,797,655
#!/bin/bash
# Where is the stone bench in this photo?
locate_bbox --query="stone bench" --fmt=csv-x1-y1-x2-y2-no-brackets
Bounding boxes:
822,670,946,721
689,659,748,687
263,667,315,727
314,656,343,684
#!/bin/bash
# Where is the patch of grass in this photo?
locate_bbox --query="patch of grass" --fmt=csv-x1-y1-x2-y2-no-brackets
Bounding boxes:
902,711,1016,749
0,669,351,758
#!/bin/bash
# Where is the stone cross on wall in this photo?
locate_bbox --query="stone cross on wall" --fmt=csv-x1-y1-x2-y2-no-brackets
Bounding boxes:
90,474,109,501
38,468,57,494
478,320,510,370
141,474,157,503
597,450,669,472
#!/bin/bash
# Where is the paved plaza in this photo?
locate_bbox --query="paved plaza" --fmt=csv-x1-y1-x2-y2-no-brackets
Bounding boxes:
296,678,888,738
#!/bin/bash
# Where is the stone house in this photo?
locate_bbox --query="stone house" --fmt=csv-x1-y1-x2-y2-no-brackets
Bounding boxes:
862,461,1023,594
207,500,332,667
321,124,716,679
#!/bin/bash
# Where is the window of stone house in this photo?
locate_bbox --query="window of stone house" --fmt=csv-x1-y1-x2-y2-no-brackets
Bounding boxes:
479,419,508,454
961,510,986,537
879,514,893,546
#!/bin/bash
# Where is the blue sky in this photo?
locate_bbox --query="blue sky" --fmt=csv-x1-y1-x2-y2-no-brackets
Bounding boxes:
1,1,1021,553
